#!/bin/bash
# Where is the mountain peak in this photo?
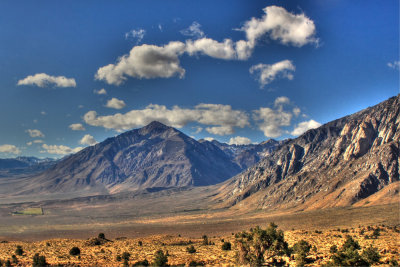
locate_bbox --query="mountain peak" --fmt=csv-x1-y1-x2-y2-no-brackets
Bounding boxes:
139,121,171,135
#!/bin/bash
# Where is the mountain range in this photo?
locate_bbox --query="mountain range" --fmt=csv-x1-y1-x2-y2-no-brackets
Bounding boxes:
1,95,398,211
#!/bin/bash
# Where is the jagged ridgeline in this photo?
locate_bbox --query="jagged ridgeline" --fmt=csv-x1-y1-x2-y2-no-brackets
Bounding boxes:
216,95,399,210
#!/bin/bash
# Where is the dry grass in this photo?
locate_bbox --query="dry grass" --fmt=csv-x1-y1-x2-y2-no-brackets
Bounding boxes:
0,225,398,266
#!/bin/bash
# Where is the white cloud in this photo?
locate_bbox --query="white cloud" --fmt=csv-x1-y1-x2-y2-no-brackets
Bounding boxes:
387,60,400,70
33,139,44,144
253,96,296,138
293,107,301,117
79,134,97,146
26,142,32,146
17,73,76,88
40,111,46,115
125,28,146,44
69,123,86,131
180,21,205,39
94,88,107,95
186,38,236,60
83,103,249,133
274,96,291,106
193,126,203,134
41,144,83,155
250,60,295,88
205,125,234,135
240,5,318,48
228,136,252,145
291,119,321,136
95,6,317,85
26,129,45,138
106,97,126,109
203,137,215,142
95,41,186,85
0,144,21,154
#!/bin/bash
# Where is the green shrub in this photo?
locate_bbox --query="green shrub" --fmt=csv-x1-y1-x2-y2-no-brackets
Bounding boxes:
116,255,122,262
362,245,381,264
98,233,106,239
188,260,204,266
15,245,23,256
153,250,168,266
122,251,131,261
186,245,196,254
11,255,18,264
32,253,47,267
69,246,81,256
329,245,337,254
138,240,143,246
221,241,231,251
202,235,209,245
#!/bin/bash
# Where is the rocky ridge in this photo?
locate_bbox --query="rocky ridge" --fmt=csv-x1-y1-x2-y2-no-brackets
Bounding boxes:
217,95,400,210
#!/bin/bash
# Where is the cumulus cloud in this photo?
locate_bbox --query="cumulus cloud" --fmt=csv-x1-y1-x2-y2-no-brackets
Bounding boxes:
94,88,107,95
0,144,21,154
253,96,295,138
186,38,236,60
180,21,205,39
83,103,249,134
26,129,45,138
291,119,321,136
41,144,83,155
106,98,126,109
240,6,318,48
387,60,400,70
250,60,295,88
205,125,234,135
69,123,86,131
95,41,186,85
17,73,76,88
96,6,317,85
228,136,252,145
203,137,215,142
125,28,146,44
79,134,97,146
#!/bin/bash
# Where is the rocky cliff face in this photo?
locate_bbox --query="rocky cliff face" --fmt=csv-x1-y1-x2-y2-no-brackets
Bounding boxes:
217,95,400,210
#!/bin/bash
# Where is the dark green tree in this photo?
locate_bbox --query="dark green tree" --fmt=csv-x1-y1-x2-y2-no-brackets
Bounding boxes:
15,245,23,256
32,253,47,267
69,246,81,256
222,241,231,251
153,250,168,266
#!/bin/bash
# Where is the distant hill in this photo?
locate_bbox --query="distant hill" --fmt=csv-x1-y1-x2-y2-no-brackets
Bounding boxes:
216,95,400,211
0,156,56,177
10,121,277,197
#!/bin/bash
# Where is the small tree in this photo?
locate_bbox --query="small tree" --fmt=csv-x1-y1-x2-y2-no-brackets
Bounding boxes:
15,245,23,256
202,235,209,245
329,235,368,266
138,240,143,246
292,240,311,266
32,253,47,267
69,246,81,256
153,250,168,266
222,241,231,251
186,245,196,254
11,255,18,264
98,233,106,239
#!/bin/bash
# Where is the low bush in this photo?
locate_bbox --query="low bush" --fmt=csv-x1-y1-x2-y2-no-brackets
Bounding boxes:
15,245,23,256
221,241,231,251
153,250,168,266
69,246,81,256
32,253,47,267
186,245,196,254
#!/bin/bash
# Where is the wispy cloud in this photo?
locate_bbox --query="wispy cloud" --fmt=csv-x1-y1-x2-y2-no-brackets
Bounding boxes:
125,28,146,44
250,60,295,88
26,129,45,138
228,136,252,145
94,88,107,95
180,21,205,39
387,60,400,70
17,73,76,88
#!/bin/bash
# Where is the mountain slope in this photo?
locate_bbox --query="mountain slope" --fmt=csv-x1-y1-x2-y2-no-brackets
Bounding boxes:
216,95,400,210
14,121,247,196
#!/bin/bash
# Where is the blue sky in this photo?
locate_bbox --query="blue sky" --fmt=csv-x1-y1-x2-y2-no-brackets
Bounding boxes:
0,0,398,158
